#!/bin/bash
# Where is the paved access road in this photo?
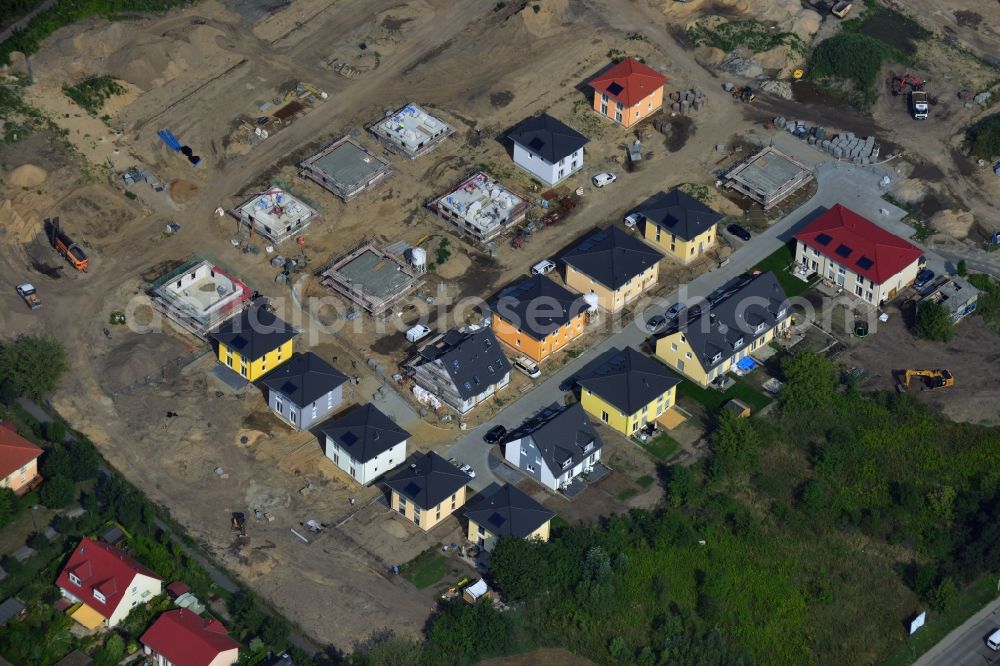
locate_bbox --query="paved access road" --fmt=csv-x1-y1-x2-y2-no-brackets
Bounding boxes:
448,158,940,490
915,596,1000,666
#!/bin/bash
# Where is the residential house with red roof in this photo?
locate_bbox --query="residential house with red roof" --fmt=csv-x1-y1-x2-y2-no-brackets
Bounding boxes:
794,204,924,305
56,537,163,629
588,57,668,128
0,422,43,495
141,609,240,666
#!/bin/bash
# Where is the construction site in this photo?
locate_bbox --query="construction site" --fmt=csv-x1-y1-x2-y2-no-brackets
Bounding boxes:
231,186,317,245
319,239,425,317
299,136,393,201
0,0,997,655
149,258,255,339
723,145,814,210
368,102,455,159
428,171,531,243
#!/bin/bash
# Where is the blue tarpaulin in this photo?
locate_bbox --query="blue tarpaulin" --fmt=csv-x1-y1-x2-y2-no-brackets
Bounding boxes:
736,357,758,373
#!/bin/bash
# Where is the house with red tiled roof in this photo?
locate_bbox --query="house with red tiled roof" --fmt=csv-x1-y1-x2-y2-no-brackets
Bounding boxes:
0,422,43,496
56,537,163,629
141,609,239,666
794,204,924,304
588,57,668,128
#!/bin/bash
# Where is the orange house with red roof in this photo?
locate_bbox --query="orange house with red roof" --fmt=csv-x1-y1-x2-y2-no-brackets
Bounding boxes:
142,609,240,666
589,57,668,128
0,422,43,495
56,537,163,629
795,204,924,304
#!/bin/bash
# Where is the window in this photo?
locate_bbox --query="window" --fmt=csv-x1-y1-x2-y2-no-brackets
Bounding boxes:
69,572,81,587
93,590,106,604
349,466,356,478
866,291,874,302
527,464,535,473
601,411,609,423
600,104,608,115
275,398,283,414
631,421,638,432
855,284,864,296
289,409,298,423
615,111,622,122
521,447,527,456
670,342,677,351
436,508,441,521
685,352,692,359
602,93,608,103
413,508,421,525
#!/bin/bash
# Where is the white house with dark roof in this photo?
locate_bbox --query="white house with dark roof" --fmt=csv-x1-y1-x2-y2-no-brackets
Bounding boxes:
504,403,603,492
258,352,348,430
322,404,410,485
507,113,589,185
410,327,511,414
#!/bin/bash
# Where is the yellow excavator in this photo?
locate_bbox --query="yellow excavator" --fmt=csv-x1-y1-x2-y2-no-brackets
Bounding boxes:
897,369,954,392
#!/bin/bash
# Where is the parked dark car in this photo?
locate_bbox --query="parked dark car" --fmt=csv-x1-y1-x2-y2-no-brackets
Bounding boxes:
483,425,507,444
645,314,667,333
727,223,752,241
915,269,935,289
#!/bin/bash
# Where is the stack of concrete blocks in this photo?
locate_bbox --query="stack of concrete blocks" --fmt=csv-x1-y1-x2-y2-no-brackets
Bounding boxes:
771,117,880,164
670,89,706,115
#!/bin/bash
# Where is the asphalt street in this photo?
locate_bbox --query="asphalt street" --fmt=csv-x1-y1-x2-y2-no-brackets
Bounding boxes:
915,596,1000,666
445,158,959,490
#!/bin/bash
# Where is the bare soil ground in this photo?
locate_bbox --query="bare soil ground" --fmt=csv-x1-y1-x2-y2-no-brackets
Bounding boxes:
1,0,997,652
837,304,1000,426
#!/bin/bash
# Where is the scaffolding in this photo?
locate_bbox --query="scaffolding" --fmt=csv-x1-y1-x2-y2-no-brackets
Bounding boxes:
148,257,255,339
367,102,455,159
300,136,392,201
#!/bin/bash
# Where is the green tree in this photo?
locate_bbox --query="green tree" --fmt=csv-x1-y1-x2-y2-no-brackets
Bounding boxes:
968,114,1000,160
45,420,66,444
260,615,290,653
342,630,423,666
40,474,77,508
69,437,101,481
41,445,72,480
229,592,264,637
93,633,125,666
710,412,761,479
956,260,967,277
490,537,550,601
780,349,837,411
0,334,68,399
0,488,19,527
915,301,955,342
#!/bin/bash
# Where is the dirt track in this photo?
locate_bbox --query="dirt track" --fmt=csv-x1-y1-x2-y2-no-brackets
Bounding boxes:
1,0,998,651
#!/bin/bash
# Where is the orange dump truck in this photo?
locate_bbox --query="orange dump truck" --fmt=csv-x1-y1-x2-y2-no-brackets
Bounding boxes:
49,217,88,272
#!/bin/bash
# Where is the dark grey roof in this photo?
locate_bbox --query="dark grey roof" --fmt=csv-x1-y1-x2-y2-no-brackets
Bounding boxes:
54,652,93,666
385,451,469,509
258,352,348,407
321,404,410,464
208,306,298,361
507,113,589,164
492,275,590,341
0,598,25,626
636,189,724,241
522,403,602,476
463,484,555,539
417,327,511,400
561,226,664,291
576,346,680,415
682,271,789,369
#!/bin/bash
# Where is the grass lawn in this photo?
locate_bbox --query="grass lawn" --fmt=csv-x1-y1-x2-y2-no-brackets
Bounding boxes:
636,475,655,489
677,376,772,414
882,575,1000,666
617,488,638,501
400,549,451,590
752,243,817,297
641,431,681,461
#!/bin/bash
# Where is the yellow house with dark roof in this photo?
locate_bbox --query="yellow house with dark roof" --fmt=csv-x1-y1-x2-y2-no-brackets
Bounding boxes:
208,306,298,382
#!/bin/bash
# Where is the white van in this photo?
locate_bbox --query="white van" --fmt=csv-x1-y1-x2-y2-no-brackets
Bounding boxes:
513,356,541,378
531,259,556,276
406,325,431,343
988,628,1000,651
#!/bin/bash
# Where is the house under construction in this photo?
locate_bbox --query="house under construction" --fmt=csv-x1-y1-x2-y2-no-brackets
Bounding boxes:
231,186,317,244
428,171,530,243
149,258,255,339
724,146,813,210
320,240,424,317
300,136,392,201
367,103,454,159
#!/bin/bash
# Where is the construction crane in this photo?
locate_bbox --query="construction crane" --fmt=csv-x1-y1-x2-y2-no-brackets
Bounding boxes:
891,74,925,95
897,369,954,392
47,217,88,272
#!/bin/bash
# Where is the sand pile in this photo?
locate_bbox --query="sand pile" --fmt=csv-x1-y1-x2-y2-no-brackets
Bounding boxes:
103,25,233,91
8,164,48,188
0,199,42,243
101,333,185,392
521,0,570,37
930,210,974,239
892,179,928,205
435,251,472,280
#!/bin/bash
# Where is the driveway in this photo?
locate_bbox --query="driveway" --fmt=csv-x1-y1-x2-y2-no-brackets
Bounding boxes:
448,158,939,490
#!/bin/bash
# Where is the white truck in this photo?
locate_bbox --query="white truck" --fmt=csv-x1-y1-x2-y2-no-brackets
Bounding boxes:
910,90,929,120
16,283,41,310
406,324,431,343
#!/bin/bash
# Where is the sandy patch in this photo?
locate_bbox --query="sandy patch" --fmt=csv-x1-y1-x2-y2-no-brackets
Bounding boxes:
434,250,471,279
8,164,48,188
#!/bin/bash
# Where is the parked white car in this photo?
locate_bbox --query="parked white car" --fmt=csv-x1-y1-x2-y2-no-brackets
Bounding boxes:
459,463,476,479
405,325,431,343
513,355,541,378
592,172,617,188
624,213,641,230
531,259,556,275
